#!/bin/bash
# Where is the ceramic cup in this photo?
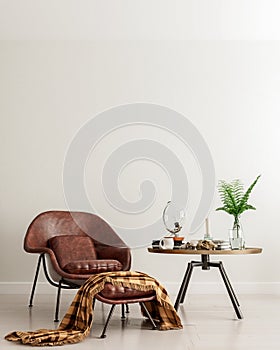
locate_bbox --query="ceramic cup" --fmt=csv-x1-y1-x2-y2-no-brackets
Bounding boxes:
160,237,174,250
152,240,160,249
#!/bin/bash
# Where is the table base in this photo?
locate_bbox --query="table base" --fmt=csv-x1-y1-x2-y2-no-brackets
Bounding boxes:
174,254,243,319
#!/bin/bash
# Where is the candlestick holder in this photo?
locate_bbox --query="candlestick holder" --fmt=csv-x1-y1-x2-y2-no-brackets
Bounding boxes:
204,218,213,241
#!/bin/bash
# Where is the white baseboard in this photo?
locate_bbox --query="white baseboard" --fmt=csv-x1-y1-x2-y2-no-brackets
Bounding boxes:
0,282,77,295
165,281,280,295
1,281,280,295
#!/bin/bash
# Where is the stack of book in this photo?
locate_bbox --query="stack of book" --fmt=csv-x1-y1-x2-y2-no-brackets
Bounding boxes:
212,240,231,250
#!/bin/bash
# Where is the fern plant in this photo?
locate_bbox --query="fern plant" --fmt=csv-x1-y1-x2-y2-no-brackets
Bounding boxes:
216,175,261,233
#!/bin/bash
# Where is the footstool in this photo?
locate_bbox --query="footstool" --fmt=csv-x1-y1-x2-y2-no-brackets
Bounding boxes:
94,282,157,338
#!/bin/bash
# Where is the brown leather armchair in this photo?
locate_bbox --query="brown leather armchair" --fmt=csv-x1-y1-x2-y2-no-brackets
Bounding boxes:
24,210,131,321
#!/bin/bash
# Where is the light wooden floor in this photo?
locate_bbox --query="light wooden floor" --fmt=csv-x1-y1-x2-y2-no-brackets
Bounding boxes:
1,293,279,349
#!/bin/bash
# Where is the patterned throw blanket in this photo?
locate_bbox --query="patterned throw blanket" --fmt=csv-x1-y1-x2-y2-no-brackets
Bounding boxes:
5,271,182,346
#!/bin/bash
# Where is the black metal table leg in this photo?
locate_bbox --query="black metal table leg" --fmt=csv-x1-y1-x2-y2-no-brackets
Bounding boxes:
218,262,240,307
174,254,243,319
210,261,240,307
174,262,193,311
174,261,204,310
217,262,243,319
179,261,203,304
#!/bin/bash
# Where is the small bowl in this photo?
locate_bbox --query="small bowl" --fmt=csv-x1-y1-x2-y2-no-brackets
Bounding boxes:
173,236,184,241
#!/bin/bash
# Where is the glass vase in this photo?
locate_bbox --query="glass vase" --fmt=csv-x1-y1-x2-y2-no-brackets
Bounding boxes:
229,217,245,250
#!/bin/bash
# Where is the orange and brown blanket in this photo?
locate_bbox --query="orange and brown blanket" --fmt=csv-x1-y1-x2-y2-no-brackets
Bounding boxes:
5,271,182,346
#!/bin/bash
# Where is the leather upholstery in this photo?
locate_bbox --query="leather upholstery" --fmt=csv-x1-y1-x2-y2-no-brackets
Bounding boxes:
24,211,131,280
48,235,97,267
98,283,155,300
63,260,123,274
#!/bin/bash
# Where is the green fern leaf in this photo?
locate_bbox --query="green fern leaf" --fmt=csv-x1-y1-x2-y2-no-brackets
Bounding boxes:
237,175,261,213
216,175,260,218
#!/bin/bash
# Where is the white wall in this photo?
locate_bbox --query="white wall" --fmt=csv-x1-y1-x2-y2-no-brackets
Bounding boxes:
0,1,279,294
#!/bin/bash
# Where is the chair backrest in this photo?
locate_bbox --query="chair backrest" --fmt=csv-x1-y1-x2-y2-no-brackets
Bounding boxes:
24,210,129,254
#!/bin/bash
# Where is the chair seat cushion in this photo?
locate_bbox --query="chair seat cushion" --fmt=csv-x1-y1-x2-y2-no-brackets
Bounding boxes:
63,259,123,274
99,282,155,299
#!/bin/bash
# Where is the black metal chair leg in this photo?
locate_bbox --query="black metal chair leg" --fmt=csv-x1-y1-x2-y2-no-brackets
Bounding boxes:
125,304,129,313
100,304,116,338
29,254,43,307
121,304,126,319
140,302,157,329
54,279,62,322
218,263,243,319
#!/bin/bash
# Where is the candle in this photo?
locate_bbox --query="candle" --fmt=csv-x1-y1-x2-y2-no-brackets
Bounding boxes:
205,218,209,236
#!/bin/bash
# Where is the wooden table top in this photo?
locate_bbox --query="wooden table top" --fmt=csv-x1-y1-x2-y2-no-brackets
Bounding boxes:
147,247,262,255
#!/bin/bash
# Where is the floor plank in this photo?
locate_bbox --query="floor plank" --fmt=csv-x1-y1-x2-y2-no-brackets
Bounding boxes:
1,293,279,349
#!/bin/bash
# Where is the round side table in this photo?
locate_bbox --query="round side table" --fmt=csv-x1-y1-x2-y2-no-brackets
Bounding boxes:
148,247,262,318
